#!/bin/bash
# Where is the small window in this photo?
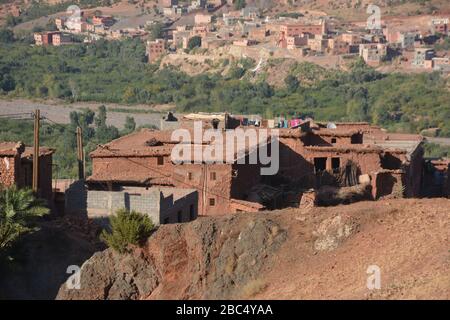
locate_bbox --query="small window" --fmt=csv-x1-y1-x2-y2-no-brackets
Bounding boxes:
331,138,337,144
210,172,216,180
187,172,193,180
209,198,215,206
177,211,182,223
157,156,164,165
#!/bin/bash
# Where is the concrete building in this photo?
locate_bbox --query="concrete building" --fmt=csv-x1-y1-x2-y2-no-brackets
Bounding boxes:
286,35,308,49
65,182,198,225
359,43,387,66
194,13,211,25
308,36,329,53
431,18,449,35
160,0,179,7
412,48,435,68
147,39,167,63
92,15,115,27
52,33,72,46
0,142,54,201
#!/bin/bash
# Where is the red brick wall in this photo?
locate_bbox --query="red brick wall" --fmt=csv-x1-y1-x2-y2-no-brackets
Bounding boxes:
0,155,20,188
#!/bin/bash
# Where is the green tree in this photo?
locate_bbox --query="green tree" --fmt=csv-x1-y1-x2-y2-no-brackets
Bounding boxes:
0,28,14,43
123,116,136,134
148,22,164,40
284,75,299,92
95,105,107,128
187,36,202,51
234,0,246,10
0,186,49,250
100,209,155,253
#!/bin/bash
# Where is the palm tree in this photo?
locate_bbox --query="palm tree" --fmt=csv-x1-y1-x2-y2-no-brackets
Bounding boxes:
0,186,49,250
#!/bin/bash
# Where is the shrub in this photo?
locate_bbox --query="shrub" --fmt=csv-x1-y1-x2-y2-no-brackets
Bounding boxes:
100,209,155,253
0,186,49,251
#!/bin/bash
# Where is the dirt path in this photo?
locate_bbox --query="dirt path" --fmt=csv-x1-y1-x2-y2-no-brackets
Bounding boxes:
0,98,178,129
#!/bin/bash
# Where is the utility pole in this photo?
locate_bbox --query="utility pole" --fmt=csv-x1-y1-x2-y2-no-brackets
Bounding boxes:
76,126,85,180
32,109,40,193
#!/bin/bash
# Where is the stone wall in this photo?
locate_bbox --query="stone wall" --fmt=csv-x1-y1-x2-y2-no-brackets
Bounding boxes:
0,155,20,187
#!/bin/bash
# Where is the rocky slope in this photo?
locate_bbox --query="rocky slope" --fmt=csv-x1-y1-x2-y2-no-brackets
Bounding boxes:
56,198,450,300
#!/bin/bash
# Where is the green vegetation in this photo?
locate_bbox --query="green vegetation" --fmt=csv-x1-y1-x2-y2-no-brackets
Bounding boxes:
5,0,117,27
0,186,49,251
100,209,155,253
147,22,165,40
0,107,135,179
0,40,449,137
423,142,450,158
187,36,202,51
234,0,246,10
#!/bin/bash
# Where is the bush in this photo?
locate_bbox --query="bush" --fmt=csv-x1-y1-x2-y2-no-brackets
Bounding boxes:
0,186,49,251
100,209,155,253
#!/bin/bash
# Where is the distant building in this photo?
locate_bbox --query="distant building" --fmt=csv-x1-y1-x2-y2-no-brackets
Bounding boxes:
194,13,211,25
278,21,327,48
52,33,73,46
432,57,450,71
286,35,308,49
340,33,362,45
55,17,66,30
431,18,449,35
412,48,435,68
248,26,269,41
328,38,350,55
92,15,115,27
147,39,167,63
308,36,329,53
398,32,416,50
33,32,60,46
160,0,179,8
359,43,387,66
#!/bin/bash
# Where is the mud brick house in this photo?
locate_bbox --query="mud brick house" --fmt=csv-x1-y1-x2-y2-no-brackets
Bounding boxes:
85,120,425,215
274,123,424,199
86,129,266,216
0,142,54,201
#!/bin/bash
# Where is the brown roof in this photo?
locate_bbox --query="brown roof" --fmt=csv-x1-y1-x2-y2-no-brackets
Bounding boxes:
311,128,362,137
0,142,24,156
90,128,272,162
22,147,55,158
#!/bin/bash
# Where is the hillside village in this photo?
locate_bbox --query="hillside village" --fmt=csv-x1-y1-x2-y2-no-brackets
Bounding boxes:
27,1,450,72
0,0,449,302
1,113,449,224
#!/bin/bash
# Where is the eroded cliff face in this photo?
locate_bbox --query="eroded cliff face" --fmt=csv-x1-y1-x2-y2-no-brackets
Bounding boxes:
56,215,287,300
55,198,450,300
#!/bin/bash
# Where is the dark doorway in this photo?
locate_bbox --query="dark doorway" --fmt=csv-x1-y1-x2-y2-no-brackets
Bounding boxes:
332,157,340,173
314,157,327,173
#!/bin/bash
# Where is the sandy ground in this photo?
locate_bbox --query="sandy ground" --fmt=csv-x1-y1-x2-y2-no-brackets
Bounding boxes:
254,198,450,299
0,98,177,129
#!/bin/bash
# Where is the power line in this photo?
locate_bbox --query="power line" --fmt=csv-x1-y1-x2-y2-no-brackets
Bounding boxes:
97,144,235,203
